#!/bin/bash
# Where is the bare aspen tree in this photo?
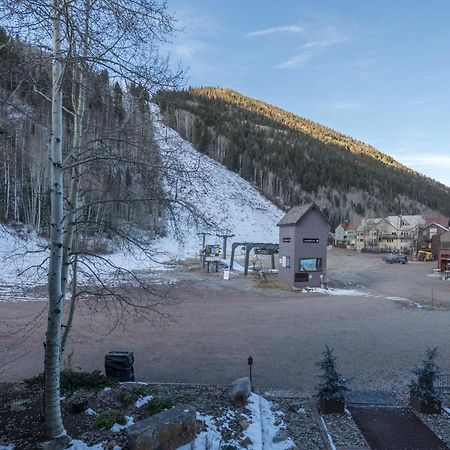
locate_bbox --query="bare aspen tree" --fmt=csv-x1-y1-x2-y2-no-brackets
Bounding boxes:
1,0,190,440
44,0,66,437
60,0,91,353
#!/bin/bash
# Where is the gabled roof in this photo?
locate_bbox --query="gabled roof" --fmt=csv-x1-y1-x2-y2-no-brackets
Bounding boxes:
338,222,358,231
402,215,426,228
277,203,329,227
357,218,382,232
423,217,450,229
375,218,396,230
385,215,425,229
359,218,383,229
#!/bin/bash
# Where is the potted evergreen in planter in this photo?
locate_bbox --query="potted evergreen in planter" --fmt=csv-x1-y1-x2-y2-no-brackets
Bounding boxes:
409,347,441,414
315,346,349,414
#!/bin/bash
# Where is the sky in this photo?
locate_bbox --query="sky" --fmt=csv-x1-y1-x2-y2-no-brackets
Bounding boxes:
164,0,450,187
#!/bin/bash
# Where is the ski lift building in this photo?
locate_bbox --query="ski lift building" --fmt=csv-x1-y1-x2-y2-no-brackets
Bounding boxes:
277,203,329,288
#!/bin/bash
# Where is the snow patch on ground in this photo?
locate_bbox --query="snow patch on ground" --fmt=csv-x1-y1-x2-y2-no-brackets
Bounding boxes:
245,393,294,450
383,295,424,308
319,415,337,450
304,287,427,309
0,105,283,301
135,395,153,408
111,415,134,432
67,441,105,450
178,413,224,450
0,225,48,302
67,441,121,450
304,287,369,297
0,445,15,450
177,394,293,450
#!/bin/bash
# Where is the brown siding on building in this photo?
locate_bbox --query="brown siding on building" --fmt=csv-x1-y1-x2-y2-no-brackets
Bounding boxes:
439,231,450,271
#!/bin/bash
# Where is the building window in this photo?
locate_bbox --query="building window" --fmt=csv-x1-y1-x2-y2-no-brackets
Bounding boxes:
299,258,322,272
281,256,290,268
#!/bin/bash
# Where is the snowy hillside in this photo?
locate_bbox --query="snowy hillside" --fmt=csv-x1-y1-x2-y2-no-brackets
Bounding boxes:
150,103,284,258
0,104,283,300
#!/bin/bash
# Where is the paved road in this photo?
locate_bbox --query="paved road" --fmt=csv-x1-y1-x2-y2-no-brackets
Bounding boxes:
1,250,450,394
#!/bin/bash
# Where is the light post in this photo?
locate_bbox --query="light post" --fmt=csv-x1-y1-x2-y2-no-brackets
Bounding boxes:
248,355,253,388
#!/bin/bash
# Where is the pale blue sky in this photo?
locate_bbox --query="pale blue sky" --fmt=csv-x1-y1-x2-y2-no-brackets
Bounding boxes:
165,0,450,187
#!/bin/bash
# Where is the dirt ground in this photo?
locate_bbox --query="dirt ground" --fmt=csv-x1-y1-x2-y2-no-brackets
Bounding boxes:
1,248,449,394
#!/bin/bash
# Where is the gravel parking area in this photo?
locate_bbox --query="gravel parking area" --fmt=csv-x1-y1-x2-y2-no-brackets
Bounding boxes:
1,249,450,397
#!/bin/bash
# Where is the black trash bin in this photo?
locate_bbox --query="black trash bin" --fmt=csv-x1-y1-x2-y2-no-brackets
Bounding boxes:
105,351,135,382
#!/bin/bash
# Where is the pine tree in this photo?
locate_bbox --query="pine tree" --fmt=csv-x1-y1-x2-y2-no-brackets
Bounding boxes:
409,347,441,406
315,346,349,401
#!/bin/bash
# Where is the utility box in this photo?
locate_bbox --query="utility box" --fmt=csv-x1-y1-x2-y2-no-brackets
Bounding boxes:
105,351,135,382
277,203,329,288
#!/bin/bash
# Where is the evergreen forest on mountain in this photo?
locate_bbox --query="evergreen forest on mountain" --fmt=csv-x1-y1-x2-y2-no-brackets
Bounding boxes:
0,28,165,238
155,87,450,225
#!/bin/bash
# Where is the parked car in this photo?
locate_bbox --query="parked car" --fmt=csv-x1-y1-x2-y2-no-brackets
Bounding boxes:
385,253,408,264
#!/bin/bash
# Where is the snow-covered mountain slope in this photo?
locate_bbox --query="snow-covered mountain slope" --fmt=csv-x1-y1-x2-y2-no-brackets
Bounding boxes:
0,225,49,300
0,105,283,300
151,103,284,258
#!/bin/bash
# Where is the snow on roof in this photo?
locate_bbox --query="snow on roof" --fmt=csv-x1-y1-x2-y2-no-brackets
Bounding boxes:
358,218,383,229
385,215,425,229
401,215,426,228
385,216,397,227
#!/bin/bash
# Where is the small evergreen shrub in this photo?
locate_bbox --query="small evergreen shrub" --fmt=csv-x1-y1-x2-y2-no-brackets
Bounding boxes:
118,385,148,405
24,370,115,393
94,409,127,429
315,346,349,401
143,396,174,416
409,347,441,406
23,373,45,389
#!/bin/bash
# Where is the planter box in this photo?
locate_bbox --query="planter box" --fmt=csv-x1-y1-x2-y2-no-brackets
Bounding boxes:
410,396,441,415
318,398,345,414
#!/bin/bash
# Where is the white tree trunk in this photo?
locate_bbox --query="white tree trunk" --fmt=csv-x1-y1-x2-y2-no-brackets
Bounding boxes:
4,158,10,220
61,0,90,352
44,0,66,438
